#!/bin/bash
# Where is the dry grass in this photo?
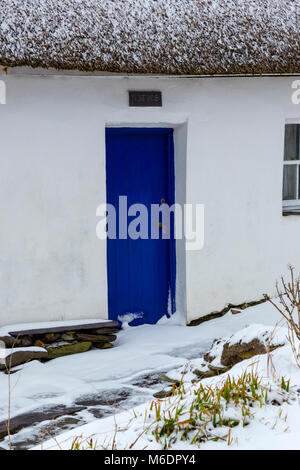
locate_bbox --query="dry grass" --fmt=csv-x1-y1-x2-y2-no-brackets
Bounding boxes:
67,370,292,450
265,265,300,368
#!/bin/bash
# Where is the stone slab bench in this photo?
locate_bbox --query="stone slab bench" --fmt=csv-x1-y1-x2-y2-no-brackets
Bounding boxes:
8,320,119,338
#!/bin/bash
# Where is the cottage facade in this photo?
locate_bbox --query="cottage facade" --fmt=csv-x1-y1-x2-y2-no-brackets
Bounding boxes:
0,1,299,326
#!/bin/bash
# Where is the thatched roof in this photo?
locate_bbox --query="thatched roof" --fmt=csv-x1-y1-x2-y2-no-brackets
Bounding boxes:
0,0,299,75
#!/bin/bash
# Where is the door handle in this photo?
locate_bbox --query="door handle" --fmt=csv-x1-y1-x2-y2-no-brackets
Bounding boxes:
157,221,167,234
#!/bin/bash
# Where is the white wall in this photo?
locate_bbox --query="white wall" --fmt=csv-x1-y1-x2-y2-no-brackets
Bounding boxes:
0,71,299,326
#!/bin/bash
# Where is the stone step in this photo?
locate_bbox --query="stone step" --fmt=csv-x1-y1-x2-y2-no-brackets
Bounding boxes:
9,320,119,338
75,333,117,343
0,405,85,440
0,348,48,371
91,328,121,335
46,341,92,359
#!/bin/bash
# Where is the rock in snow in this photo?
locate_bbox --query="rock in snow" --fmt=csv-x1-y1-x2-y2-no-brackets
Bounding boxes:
46,341,92,359
204,324,287,367
0,320,121,371
0,347,48,371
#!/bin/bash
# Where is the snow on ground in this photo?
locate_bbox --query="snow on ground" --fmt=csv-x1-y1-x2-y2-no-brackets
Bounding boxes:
0,318,109,337
0,303,280,420
0,300,297,450
35,335,300,451
165,321,289,384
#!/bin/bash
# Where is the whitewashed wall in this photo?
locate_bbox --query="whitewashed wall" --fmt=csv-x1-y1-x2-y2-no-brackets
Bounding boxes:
0,71,299,326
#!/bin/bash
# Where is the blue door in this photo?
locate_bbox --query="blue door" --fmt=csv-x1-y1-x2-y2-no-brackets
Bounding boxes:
106,128,176,326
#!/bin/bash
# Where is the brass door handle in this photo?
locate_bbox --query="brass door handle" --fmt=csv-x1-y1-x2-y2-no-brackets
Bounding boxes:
157,221,166,233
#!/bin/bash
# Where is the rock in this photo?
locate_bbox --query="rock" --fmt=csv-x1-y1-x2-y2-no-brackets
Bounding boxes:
193,369,216,379
34,339,46,348
76,333,117,343
203,339,223,363
0,349,48,371
0,336,16,348
44,333,55,340
46,341,92,359
159,375,181,386
75,389,130,407
42,333,61,343
271,399,281,406
221,338,267,367
208,364,230,374
231,309,241,315
93,328,121,335
0,335,33,348
18,335,34,347
203,352,215,363
93,342,113,349
61,333,76,342
4,367,22,375
153,389,173,399
203,325,285,370
0,405,85,440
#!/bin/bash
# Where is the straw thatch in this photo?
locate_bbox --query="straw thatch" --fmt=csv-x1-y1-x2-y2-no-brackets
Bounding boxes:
0,0,299,75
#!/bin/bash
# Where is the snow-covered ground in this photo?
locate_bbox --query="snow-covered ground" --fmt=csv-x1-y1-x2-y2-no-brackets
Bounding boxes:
37,344,300,451
1,301,299,450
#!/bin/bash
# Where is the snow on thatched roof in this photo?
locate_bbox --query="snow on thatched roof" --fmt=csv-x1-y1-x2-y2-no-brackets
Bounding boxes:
0,0,299,75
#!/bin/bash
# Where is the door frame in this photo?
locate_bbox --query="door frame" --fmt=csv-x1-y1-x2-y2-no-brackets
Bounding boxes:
105,127,176,321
